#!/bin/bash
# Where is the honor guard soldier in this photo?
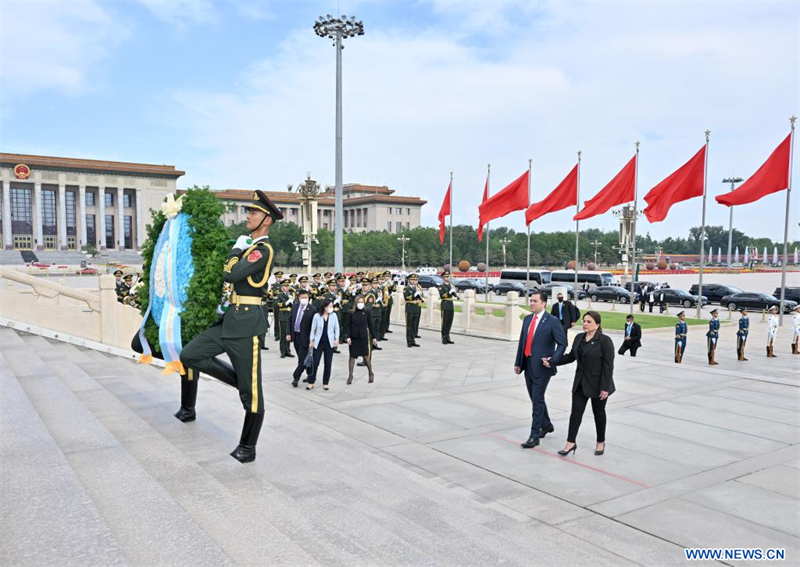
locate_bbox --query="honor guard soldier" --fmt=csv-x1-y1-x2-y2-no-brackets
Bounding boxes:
270,270,284,341
296,275,312,297
382,270,395,336
766,306,779,357
365,278,384,350
179,190,281,463
276,278,295,358
372,275,387,341
288,273,298,290
310,273,323,309
675,311,687,363
114,269,129,303
792,305,800,355
404,273,424,347
438,270,458,344
706,308,720,365
323,278,343,353
337,274,351,342
736,308,749,361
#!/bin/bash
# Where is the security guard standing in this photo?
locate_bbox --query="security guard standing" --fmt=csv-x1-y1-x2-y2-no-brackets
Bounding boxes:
675,311,687,363
404,273,424,347
179,190,281,463
275,278,295,358
438,270,458,344
382,270,395,336
270,270,284,341
737,308,749,361
706,308,720,365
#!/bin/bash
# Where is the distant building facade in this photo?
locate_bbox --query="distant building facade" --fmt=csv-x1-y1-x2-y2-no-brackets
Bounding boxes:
211,184,426,234
0,153,184,251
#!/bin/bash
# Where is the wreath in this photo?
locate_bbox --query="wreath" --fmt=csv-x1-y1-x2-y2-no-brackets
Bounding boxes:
137,186,229,354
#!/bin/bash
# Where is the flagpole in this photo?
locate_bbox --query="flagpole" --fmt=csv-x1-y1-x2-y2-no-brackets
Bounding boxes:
574,151,581,293
449,171,453,273
697,129,710,320
778,116,796,326
630,142,640,315
485,164,490,300
526,158,532,293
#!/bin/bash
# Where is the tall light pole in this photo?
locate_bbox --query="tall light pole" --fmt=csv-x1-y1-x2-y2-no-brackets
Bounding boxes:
591,239,602,264
314,14,364,273
722,177,743,266
397,235,410,270
499,237,511,268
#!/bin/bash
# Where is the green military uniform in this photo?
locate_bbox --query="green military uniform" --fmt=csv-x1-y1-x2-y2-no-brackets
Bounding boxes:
404,276,424,347
370,281,385,341
114,270,130,303
337,275,351,342
275,282,295,358
382,271,395,336
179,189,283,463
310,273,323,309
438,271,458,344
323,279,343,352
270,270,284,341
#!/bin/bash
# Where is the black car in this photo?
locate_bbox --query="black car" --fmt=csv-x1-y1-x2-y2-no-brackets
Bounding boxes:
623,281,656,295
658,288,708,308
689,283,744,304
416,274,444,290
720,292,798,313
773,287,800,303
537,283,586,300
454,278,491,294
588,286,638,304
492,282,530,296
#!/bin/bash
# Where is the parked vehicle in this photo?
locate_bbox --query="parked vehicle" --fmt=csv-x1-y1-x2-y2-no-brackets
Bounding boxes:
416,274,444,290
499,269,551,289
75,267,98,275
416,267,438,276
689,283,744,304
454,278,491,294
623,281,656,295
658,288,709,308
773,287,800,303
536,283,586,300
550,270,614,288
588,286,638,304
720,292,798,313
491,282,530,296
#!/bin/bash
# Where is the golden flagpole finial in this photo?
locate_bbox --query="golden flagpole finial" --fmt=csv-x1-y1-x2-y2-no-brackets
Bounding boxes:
705,129,711,141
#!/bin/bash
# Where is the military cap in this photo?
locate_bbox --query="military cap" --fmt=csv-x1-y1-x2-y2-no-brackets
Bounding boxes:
123,274,133,281
113,269,123,277
441,270,451,276
324,271,333,278
280,278,290,285
383,270,391,276
242,190,284,220
289,273,297,279
676,311,685,317
298,275,308,283
336,274,346,281
274,270,284,276
710,308,718,315
740,307,748,313
313,273,322,278
408,273,419,279
361,278,372,284
327,279,337,286
356,271,365,277
769,305,778,312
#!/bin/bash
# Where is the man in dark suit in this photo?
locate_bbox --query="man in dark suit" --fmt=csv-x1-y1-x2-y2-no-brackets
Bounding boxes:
287,289,317,387
618,314,642,357
550,292,577,334
514,291,568,448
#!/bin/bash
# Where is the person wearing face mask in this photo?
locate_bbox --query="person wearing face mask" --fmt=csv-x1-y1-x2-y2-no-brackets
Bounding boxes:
323,279,343,353
288,289,317,387
347,294,378,384
308,298,341,390
550,292,577,336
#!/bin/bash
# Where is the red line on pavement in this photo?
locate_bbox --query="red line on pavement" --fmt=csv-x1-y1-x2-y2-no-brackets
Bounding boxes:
486,432,651,489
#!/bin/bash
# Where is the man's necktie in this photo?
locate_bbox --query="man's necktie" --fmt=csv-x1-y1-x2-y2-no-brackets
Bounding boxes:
524,314,538,357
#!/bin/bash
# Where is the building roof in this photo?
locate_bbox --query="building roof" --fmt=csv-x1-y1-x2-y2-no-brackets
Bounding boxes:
203,188,426,207
0,153,185,177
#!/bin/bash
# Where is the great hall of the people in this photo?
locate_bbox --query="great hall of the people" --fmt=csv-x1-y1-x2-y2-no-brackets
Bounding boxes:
0,153,425,251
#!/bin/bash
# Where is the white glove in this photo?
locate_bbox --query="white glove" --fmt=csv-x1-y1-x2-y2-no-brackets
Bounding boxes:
335,296,341,304
232,235,252,251
285,296,294,306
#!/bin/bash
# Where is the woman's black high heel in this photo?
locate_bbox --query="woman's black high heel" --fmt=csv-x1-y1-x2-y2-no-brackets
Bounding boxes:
595,443,605,456
558,444,577,457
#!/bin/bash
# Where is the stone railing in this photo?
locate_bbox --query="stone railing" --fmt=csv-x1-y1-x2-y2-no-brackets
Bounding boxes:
390,287,525,341
0,267,142,349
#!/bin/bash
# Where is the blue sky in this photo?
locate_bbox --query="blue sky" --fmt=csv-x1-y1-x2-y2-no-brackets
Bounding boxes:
2,0,798,242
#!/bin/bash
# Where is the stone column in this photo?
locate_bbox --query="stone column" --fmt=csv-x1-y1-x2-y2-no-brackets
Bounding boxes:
34,182,43,250
78,185,87,248
116,187,124,250
462,289,475,333
98,186,106,249
2,180,11,249
58,183,67,250
135,188,144,250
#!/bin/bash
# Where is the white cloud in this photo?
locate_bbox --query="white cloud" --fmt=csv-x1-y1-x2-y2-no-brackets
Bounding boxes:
236,0,274,21
137,0,217,27
0,0,129,105
158,1,798,241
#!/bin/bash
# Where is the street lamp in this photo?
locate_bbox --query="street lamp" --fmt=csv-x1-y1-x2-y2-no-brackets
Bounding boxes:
499,237,511,268
397,235,410,270
314,14,364,273
290,173,321,273
722,177,743,266
591,239,602,264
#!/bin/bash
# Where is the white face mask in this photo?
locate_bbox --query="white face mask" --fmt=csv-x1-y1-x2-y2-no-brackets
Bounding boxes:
326,305,334,314
357,302,365,310
299,298,309,306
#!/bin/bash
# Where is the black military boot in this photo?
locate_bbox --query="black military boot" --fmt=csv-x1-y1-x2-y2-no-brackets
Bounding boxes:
174,372,199,422
230,412,265,463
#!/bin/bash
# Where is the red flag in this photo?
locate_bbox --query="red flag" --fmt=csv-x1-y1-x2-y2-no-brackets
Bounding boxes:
479,169,529,228
716,134,791,207
574,155,636,221
438,182,451,245
525,164,578,225
643,145,706,223
477,176,488,242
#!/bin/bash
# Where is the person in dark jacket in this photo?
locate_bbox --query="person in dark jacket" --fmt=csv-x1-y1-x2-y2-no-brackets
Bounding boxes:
617,314,642,357
550,292,577,334
287,289,317,387
553,310,616,457
346,294,379,384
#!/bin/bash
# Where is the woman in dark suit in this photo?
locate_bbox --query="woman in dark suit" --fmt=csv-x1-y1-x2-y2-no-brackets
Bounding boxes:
346,294,379,384
554,310,615,456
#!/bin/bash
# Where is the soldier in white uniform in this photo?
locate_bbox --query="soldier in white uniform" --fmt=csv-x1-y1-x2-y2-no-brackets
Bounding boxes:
766,306,779,358
792,305,800,355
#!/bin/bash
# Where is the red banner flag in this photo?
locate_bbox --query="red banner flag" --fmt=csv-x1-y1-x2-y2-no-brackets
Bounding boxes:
438,182,451,245
477,176,488,242
574,155,636,221
525,164,578,225
479,169,528,229
716,134,791,207
643,145,706,223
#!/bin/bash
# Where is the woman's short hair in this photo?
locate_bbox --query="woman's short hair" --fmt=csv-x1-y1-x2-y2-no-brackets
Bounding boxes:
321,298,333,310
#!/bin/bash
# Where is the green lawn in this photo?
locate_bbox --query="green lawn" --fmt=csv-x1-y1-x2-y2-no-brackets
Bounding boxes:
518,305,708,328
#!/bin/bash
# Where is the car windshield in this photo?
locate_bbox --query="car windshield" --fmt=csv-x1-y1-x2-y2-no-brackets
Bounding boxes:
727,286,744,294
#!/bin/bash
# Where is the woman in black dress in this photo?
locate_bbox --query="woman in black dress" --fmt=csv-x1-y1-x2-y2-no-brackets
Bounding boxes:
346,294,378,384
553,310,615,456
